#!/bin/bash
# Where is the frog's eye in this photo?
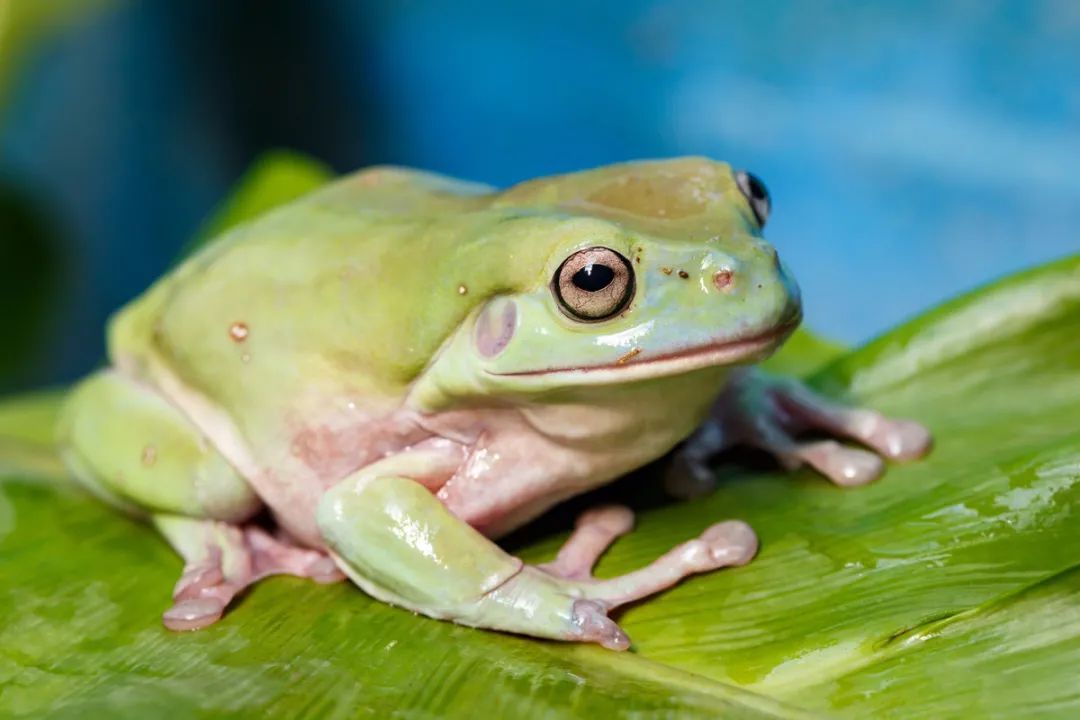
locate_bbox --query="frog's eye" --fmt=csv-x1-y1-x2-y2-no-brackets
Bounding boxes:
735,170,771,227
552,247,634,322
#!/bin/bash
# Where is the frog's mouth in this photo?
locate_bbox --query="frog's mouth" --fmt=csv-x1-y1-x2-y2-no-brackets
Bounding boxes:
492,315,801,383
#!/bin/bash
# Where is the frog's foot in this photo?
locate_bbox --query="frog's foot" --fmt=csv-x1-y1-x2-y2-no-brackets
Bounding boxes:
508,515,757,649
669,370,932,495
539,505,756,592
750,379,932,486
492,518,757,651
538,505,634,579
155,515,344,631
574,518,758,608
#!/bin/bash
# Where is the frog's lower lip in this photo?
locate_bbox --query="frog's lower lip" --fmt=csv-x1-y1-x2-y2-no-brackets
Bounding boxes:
492,316,801,382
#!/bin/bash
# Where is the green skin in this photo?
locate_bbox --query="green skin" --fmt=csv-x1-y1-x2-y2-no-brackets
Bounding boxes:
57,158,931,649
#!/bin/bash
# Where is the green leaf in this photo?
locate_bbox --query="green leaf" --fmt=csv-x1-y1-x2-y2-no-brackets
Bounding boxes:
1,152,1076,717
762,326,846,378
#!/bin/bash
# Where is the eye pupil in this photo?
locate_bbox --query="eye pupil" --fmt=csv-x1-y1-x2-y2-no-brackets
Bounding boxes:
572,263,615,292
735,170,771,227
747,175,766,200
552,247,634,322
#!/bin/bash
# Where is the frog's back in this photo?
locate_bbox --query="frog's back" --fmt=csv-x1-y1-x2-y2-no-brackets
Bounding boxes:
110,167,498,402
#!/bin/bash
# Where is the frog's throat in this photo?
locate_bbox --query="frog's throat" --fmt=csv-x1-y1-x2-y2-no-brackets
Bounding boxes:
489,316,801,383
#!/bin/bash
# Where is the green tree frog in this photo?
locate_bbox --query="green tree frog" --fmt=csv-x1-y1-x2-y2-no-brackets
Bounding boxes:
57,158,930,650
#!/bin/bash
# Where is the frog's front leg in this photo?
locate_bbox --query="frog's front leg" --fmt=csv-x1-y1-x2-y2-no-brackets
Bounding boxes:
317,453,757,649
668,368,932,497
317,449,627,648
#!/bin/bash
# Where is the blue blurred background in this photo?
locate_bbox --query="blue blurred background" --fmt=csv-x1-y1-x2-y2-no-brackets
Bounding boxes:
0,0,1077,391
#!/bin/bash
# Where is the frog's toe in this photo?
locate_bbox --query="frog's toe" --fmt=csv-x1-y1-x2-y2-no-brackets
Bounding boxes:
674,520,759,574
172,559,225,598
576,505,634,535
571,599,631,651
699,519,758,567
154,514,346,633
873,417,933,461
789,439,885,487
163,597,226,631
540,505,634,580
246,526,346,583
576,519,759,611
305,555,347,584
771,380,933,466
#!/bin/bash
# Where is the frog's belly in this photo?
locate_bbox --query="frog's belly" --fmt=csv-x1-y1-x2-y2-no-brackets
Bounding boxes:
247,409,437,547
423,400,710,538
259,398,702,546
157,365,719,546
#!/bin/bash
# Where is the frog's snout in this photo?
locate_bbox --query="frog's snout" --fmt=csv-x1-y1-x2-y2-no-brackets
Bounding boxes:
717,243,802,330
774,253,804,326
708,246,781,292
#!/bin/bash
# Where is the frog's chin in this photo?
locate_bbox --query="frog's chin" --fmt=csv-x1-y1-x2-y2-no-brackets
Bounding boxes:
490,317,800,385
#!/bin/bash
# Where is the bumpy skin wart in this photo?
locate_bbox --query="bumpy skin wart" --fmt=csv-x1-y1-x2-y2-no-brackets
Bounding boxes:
58,158,930,648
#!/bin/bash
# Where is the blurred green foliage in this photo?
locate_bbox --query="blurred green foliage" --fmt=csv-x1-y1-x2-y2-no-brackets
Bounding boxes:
0,181,59,392
0,0,118,113
0,0,122,391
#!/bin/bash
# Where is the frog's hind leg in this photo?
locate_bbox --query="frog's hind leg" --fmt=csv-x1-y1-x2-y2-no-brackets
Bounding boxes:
668,370,933,497
57,369,261,522
155,515,342,630
541,505,758,609
57,370,343,630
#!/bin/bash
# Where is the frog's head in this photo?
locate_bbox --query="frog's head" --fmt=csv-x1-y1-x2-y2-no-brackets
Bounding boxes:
413,158,801,403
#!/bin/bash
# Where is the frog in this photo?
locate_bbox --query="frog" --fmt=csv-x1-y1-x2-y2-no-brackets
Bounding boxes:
56,157,931,650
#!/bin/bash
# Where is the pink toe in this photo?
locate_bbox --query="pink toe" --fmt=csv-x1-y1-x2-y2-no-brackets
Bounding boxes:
163,598,225,631
834,447,885,486
307,556,346,583
700,520,759,567
572,599,630,651
577,506,635,535
803,441,884,487
881,419,933,461
174,564,224,599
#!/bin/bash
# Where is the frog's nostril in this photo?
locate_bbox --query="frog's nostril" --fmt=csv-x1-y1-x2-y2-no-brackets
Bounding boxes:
713,269,735,292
